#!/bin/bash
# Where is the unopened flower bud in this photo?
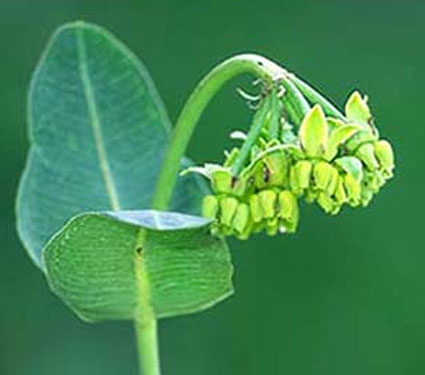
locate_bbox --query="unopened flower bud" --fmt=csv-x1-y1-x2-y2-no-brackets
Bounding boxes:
360,188,374,207
232,203,250,234
313,161,339,195
343,174,361,206
249,194,263,223
212,170,245,196
202,195,219,219
266,217,279,236
219,196,239,226
364,172,382,194
278,190,299,232
335,178,348,205
374,139,394,176
290,160,312,194
264,151,289,187
258,189,277,219
252,151,288,190
356,143,380,171
317,192,337,214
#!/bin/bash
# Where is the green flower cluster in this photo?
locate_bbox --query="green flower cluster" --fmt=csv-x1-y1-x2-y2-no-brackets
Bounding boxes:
200,148,299,239
287,91,394,214
185,90,394,239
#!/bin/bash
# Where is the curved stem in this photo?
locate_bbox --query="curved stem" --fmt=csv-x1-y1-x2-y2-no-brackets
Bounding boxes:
152,54,285,210
151,53,347,212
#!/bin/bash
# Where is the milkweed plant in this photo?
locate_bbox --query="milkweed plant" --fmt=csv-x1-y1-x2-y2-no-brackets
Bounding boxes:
16,22,395,375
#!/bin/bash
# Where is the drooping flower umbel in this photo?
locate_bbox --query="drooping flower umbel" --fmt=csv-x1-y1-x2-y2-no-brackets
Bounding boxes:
184,83,394,239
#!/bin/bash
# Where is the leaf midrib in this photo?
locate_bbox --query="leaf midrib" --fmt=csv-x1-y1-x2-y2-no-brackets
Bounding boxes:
76,27,121,211
76,26,155,320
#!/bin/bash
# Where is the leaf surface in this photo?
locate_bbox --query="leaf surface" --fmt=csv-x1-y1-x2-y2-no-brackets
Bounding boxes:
17,22,207,267
44,210,233,321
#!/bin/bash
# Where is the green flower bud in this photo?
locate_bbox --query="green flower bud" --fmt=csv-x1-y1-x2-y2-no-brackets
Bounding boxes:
249,194,263,223
250,149,289,190
290,160,312,194
376,170,386,187
327,168,340,196
364,171,383,194
278,190,299,232
299,105,329,158
374,139,394,176
343,174,361,206
317,192,337,214
252,164,267,191
266,217,279,236
335,178,348,205
264,151,289,187
345,91,372,126
202,195,219,219
211,170,232,193
356,143,380,171
360,187,374,207
258,189,277,219
232,203,251,235
313,161,339,195
212,169,246,196
219,196,239,227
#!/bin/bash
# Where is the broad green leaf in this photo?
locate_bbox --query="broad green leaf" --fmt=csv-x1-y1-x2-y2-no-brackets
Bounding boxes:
17,22,208,268
43,210,233,322
299,105,329,157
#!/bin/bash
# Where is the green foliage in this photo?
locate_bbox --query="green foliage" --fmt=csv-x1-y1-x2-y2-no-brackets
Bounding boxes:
44,210,233,322
17,22,207,268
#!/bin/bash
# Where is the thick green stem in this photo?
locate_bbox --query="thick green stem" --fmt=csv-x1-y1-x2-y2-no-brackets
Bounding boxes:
134,232,161,375
135,317,160,375
152,54,286,210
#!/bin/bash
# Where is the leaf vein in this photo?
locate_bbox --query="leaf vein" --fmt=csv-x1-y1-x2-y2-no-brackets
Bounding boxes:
76,27,121,211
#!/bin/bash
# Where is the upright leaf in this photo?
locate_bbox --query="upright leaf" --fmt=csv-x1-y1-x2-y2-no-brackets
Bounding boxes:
17,22,207,268
43,210,233,321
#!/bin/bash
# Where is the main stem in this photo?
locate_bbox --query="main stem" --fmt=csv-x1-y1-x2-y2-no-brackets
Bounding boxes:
135,317,160,375
134,232,161,375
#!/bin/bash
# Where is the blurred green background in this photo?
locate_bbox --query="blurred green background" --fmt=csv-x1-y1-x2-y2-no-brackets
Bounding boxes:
1,1,423,374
